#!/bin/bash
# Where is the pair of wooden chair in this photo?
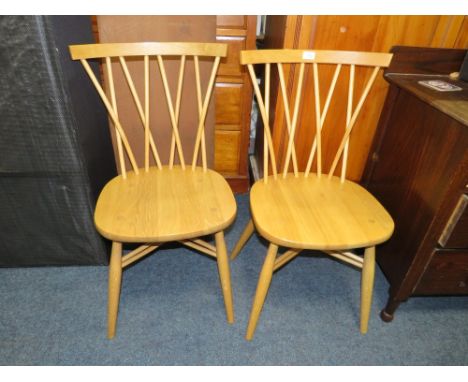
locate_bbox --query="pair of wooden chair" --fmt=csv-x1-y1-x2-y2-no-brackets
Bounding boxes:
69,42,394,340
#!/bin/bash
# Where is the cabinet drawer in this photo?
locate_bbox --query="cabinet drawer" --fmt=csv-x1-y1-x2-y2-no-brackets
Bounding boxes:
414,249,468,295
215,83,243,128
214,131,240,173
216,36,245,77
216,16,246,29
439,194,468,248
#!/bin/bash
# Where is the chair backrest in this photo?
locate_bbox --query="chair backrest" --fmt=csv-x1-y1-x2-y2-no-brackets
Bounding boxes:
69,42,227,178
240,49,393,183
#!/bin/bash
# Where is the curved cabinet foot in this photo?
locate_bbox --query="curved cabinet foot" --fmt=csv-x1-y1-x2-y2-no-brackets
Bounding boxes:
380,309,394,322
380,297,402,323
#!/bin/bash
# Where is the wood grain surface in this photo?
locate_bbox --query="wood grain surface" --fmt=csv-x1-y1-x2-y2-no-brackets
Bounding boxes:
94,166,237,242
250,173,394,250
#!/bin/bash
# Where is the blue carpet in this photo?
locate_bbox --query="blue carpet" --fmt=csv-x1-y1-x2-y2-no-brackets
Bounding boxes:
0,194,467,365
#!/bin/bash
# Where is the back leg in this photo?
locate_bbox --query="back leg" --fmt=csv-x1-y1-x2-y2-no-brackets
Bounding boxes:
230,219,255,260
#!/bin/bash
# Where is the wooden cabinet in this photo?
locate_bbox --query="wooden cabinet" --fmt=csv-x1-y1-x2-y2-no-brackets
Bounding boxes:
214,16,256,192
362,46,468,321
257,15,468,182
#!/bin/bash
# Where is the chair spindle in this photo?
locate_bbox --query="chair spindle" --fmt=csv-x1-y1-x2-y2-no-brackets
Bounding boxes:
80,58,139,174
277,63,298,177
328,66,380,179
169,55,186,168
341,64,355,182
304,63,342,177
106,56,127,178
247,64,277,181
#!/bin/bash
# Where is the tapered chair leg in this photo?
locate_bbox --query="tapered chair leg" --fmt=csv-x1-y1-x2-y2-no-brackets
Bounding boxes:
230,219,255,260
108,241,123,339
360,246,376,334
215,231,234,324
246,243,278,340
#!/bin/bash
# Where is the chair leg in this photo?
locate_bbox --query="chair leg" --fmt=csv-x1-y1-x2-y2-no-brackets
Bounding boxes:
108,241,123,339
230,218,255,260
215,231,234,324
246,243,278,341
360,246,376,334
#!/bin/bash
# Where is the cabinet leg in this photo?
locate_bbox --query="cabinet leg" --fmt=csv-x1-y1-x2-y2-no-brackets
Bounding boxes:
380,298,401,323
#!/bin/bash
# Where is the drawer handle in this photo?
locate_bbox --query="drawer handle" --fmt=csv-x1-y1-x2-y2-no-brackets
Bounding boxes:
438,194,468,247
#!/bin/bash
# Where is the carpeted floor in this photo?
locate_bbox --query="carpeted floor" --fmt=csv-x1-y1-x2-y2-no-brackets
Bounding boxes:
0,194,467,365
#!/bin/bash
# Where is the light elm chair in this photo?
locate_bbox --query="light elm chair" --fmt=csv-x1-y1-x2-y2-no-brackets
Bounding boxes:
69,42,236,338
231,49,395,340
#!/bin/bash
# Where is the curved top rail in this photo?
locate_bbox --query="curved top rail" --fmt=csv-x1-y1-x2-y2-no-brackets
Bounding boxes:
240,49,393,67
69,42,228,60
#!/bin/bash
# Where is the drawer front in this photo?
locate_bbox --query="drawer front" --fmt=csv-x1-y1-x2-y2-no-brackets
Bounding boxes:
414,249,468,295
214,130,241,173
439,194,468,249
216,15,246,29
216,36,245,77
215,83,243,128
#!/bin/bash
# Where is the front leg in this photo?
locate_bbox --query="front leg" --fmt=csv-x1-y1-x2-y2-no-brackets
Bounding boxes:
246,243,279,340
360,246,375,334
108,241,123,339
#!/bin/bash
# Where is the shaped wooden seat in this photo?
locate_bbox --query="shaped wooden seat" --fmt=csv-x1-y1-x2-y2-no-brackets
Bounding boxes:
250,173,393,251
231,49,395,340
95,166,236,243
69,42,235,338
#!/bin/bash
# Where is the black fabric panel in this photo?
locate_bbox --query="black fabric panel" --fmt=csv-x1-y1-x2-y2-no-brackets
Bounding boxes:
0,175,106,266
49,16,116,202
0,16,116,266
0,16,79,174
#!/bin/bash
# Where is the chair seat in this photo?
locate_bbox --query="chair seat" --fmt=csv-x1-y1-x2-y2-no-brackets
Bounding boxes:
94,166,237,242
250,173,394,250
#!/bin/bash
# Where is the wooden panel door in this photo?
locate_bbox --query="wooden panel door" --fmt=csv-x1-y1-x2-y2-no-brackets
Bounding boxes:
262,15,468,182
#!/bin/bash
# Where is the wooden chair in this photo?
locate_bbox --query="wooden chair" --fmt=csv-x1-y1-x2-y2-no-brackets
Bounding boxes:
69,42,236,338
231,49,395,340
